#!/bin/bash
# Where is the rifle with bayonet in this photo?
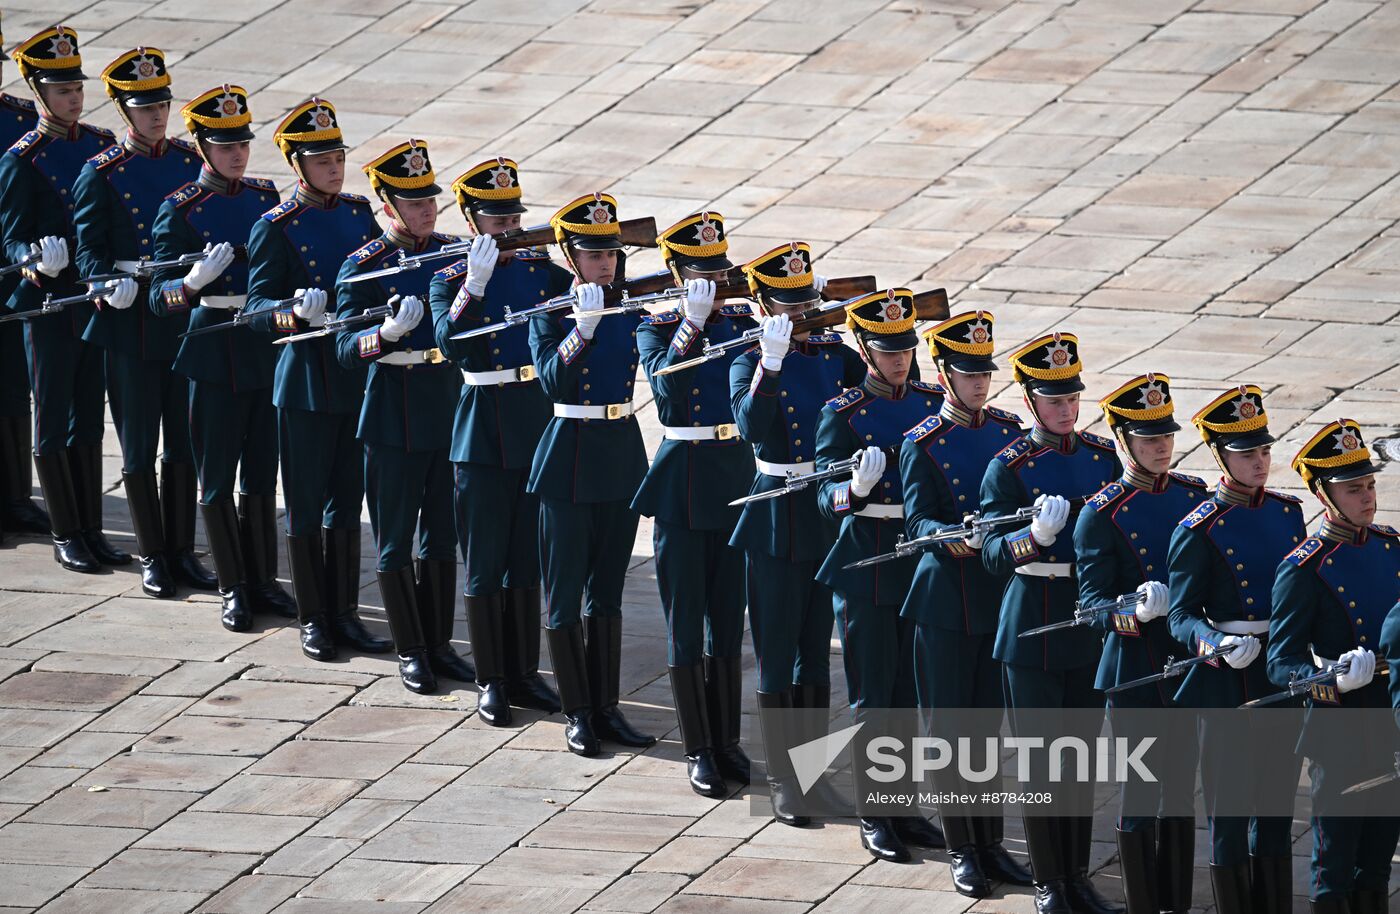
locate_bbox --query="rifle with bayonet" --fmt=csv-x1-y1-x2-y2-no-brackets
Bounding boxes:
83,244,249,285
0,286,110,324
447,270,680,341
1019,590,1149,638
273,302,396,346
0,248,42,279
178,294,308,339
1238,658,1391,709
340,217,661,286
1105,643,1244,695
727,454,865,508
841,505,1039,570
652,287,948,378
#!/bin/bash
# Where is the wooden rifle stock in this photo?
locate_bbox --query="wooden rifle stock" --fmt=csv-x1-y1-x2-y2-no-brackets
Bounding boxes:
494,217,659,253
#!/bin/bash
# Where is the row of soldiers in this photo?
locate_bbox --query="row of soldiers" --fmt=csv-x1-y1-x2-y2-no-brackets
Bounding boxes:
0,21,1397,914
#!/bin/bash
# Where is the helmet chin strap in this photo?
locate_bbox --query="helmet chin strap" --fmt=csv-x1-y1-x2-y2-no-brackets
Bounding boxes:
29,78,61,122
855,334,895,390
1206,441,1246,488
1020,387,1045,430
1315,482,1361,529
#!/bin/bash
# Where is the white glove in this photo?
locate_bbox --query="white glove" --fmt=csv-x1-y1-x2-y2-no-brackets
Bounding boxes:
32,236,68,278
683,278,715,326
849,446,886,499
812,274,828,295
1028,493,1069,547
380,294,422,343
99,276,137,311
964,525,985,550
573,282,604,340
185,241,235,292
292,288,327,322
1219,634,1260,670
1135,581,1168,623
464,233,498,298
1336,648,1376,693
758,313,791,371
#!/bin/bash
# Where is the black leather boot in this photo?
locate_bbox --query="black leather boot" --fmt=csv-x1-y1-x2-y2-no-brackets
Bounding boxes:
1249,855,1291,914
1115,827,1156,914
1310,896,1351,914
288,530,336,661
465,592,510,726
239,494,296,617
860,817,911,863
1348,889,1385,914
0,415,49,534
504,586,560,712
201,497,254,631
162,462,216,589
942,814,991,898
790,681,853,817
1155,817,1194,914
1025,816,1072,914
585,613,655,748
975,815,1034,885
378,565,435,694
755,689,809,827
417,558,474,683
892,813,945,849
545,623,598,756
705,654,750,783
323,527,390,652
1208,862,1250,914
1064,815,1123,914
34,451,100,573
123,468,174,598
670,662,726,798
70,444,130,565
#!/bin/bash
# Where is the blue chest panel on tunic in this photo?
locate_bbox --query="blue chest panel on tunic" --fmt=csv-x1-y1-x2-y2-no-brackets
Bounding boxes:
684,316,748,427
1016,445,1116,504
1107,483,1204,580
1318,534,1400,642
362,236,454,350
282,203,377,289
919,419,1021,513
1201,496,1304,617
185,191,278,295
760,349,847,464
26,133,109,227
104,150,200,252
0,101,33,152
563,312,638,404
478,257,547,369
846,392,940,500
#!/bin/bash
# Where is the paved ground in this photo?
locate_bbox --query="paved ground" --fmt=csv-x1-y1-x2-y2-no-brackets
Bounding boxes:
2,0,1399,912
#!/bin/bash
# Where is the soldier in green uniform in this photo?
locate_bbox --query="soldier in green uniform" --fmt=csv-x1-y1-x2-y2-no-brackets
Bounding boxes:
814,289,944,861
1074,374,1207,914
530,193,654,757
334,139,469,694
0,15,50,542
729,242,864,825
149,84,293,630
1165,385,1305,914
429,157,563,723
634,212,754,795
72,46,209,598
245,98,389,660
900,310,1031,896
979,332,1122,914
1269,420,1398,914
0,26,126,573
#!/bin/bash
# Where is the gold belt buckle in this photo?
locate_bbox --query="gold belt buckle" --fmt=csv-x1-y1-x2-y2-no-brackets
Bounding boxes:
423,348,445,364
715,423,737,440
605,403,627,420
515,364,537,382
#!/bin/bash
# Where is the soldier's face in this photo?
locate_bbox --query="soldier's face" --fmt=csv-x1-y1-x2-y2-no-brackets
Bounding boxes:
1322,475,1376,526
125,101,169,141
1127,433,1175,475
473,212,521,264
1222,445,1271,488
299,150,345,196
1031,391,1079,435
573,249,617,286
946,370,990,411
204,141,249,181
38,81,84,122
388,196,439,240
868,348,912,387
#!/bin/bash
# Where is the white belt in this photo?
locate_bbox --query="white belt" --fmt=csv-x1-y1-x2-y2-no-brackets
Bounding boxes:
113,259,142,272
856,504,904,519
379,349,446,367
1208,618,1269,636
202,295,246,311
462,365,537,386
554,402,634,420
756,458,805,477
1015,562,1074,578
663,424,738,441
